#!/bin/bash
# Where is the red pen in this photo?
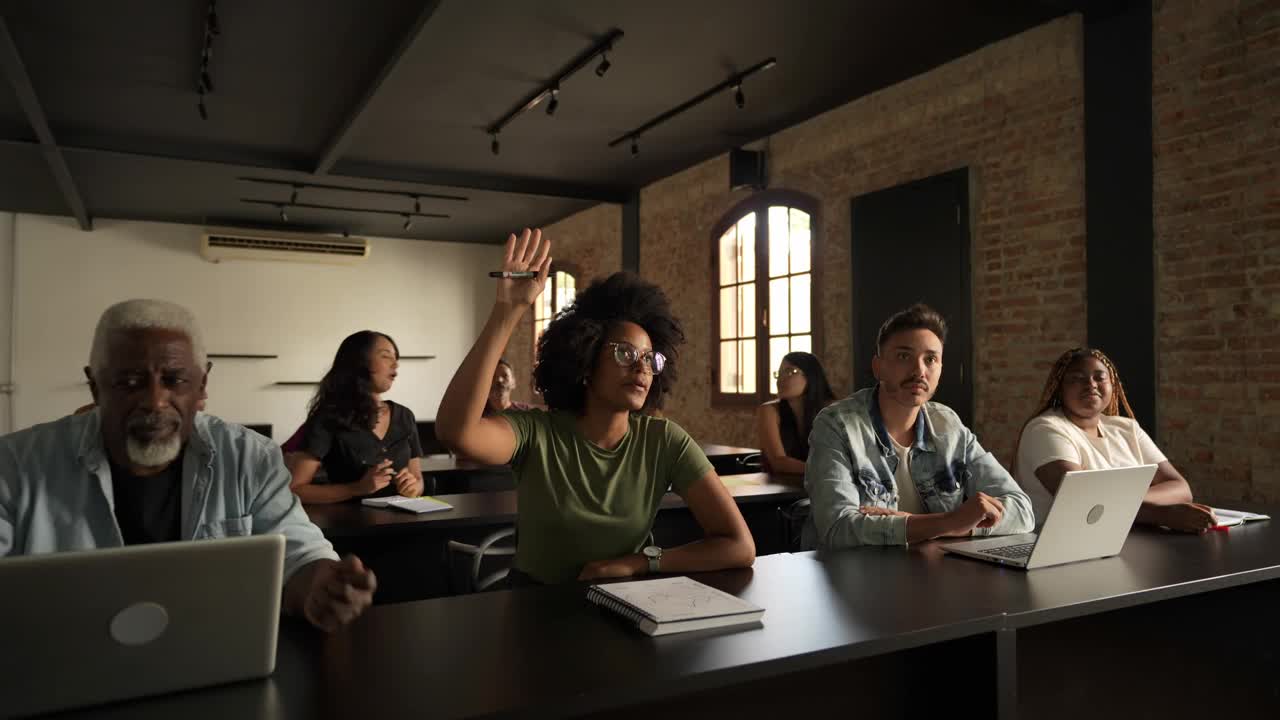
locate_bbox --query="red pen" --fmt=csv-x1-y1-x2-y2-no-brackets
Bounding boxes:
1210,525,1231,532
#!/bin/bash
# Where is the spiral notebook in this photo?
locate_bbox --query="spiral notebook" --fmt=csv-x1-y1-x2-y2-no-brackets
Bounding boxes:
586,576,764,636
1210,507,1270,528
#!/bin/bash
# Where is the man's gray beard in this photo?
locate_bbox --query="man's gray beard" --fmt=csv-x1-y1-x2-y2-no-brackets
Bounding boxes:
125,433,182,468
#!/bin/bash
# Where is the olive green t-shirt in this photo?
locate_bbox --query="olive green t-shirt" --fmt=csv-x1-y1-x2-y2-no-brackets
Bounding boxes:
502,409,714,584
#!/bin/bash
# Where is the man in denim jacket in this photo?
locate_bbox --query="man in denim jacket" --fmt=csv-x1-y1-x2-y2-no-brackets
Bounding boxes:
804,304,1033,549
0,299,374,631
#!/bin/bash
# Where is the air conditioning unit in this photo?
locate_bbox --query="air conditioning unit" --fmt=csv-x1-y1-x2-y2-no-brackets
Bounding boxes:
200,227,370,266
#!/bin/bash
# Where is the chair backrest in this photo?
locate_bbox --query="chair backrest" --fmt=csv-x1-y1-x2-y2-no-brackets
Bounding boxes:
446,528,517,593
777,498,810,552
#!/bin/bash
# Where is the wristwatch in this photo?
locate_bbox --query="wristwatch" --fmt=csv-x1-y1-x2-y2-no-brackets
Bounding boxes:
642,545,663,574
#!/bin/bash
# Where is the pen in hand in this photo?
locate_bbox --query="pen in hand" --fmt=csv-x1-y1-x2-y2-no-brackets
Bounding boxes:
489,271,538,279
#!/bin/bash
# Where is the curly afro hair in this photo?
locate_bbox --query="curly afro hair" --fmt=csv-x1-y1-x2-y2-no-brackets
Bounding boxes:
533,272,685,413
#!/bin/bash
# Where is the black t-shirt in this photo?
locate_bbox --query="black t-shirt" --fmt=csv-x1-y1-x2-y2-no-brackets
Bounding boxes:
111,454,184,545
302,401,423,493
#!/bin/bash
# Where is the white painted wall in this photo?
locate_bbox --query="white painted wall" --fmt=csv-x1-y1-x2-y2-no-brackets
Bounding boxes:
11,214,501,440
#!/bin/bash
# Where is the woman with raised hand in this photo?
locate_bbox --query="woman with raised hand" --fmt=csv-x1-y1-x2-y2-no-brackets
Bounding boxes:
436,229,755,585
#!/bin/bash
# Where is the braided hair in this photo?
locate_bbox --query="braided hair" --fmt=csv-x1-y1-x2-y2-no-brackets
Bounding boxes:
1011,347,1135,466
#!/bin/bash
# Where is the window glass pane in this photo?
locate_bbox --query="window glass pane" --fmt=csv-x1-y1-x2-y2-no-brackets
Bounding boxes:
791,335,812,354
534,286,546,321
770,336,790,395
737,213,756,282
769,277,790,336
740,339,756,393
719,287,738,340
738,283,755,338
718,226,737,286
720,341,738,393
791,273,811,334
768,206,789,278
789,209,811,273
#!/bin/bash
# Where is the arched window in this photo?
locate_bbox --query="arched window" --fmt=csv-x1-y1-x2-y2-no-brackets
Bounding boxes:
712,191,819,405
533,267,577,357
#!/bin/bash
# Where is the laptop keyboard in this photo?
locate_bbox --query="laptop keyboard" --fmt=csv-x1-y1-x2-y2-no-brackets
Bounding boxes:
982,542,1035,560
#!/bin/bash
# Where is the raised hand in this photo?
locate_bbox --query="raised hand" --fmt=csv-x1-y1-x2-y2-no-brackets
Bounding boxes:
496,228,552,307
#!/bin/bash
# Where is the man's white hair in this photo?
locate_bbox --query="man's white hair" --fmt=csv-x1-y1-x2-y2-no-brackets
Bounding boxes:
88,299,208,377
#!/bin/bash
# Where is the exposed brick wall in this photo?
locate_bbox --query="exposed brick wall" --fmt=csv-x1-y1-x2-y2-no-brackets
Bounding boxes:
640,16,1088,458
1153,0,1280,503
506,203,623,403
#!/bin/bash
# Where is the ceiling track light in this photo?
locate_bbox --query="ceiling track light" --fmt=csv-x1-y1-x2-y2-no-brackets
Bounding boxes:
195,0,220,120
403,215,414,231
238,178,468,203
491,134,500,156
242,198,451,221
413,197,421,214
630,136,639,157
485,28,623,153
607,56,776,152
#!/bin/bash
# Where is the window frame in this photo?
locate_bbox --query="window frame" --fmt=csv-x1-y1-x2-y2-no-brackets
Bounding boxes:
532,262,581,363
710,190,822,408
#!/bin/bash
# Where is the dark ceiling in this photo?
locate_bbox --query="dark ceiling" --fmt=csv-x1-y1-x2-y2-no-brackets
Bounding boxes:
0,1,1078,244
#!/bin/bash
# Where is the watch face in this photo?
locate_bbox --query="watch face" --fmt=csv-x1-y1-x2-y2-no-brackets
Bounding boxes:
643,546,660,559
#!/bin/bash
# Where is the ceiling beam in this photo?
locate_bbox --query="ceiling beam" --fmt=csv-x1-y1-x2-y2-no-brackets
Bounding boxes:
0,17,91,230
0,139,629,204
313,0,443,175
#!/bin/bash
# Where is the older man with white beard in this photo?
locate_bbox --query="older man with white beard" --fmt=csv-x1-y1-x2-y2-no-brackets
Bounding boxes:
0,299,375,631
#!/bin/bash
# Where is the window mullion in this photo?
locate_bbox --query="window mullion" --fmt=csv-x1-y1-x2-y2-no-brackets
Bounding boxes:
754,202,769,400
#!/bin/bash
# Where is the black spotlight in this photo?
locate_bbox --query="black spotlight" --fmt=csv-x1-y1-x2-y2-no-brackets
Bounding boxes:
595,53,611,77
734,84,745,109
630,136,639,157
491,135,500,156
545,88,559,116
403,215,414,231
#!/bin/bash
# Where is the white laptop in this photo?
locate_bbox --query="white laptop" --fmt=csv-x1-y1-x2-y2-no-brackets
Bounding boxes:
942,464,1156,570
0,534,285,717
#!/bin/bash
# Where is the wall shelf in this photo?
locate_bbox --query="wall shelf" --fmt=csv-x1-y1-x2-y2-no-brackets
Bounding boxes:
274,381,319,386
210,354,279,359
399,355,436,360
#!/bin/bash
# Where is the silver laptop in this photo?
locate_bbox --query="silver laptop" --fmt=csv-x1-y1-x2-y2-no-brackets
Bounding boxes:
942,464,1156,570
0,534,285,717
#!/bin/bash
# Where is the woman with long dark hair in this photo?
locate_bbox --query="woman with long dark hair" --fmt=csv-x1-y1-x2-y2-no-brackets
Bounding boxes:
436,229,754,585
755,351,836,478
289,331,425,504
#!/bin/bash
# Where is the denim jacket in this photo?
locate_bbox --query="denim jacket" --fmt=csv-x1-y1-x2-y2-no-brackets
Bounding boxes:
803,386,1033,549
0,411,337,582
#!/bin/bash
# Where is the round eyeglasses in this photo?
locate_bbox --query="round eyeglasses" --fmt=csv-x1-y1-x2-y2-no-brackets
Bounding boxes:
605,342,667,375
773,367,803,380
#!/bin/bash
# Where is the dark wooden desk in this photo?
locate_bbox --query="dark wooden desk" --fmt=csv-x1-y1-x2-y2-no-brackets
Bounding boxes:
416,454,513,494
415,442,765,492
63,514,1280,720
305,476,806,602
700,443,761,475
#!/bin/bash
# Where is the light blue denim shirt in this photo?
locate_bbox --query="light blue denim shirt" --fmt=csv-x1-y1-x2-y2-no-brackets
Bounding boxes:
804,386,1034,549
0,411,337,582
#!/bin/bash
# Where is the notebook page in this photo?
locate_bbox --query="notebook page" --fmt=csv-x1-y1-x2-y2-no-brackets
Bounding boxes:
596,576,761,623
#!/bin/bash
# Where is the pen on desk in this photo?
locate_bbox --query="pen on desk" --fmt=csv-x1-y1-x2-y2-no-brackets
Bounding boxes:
489,271,538,279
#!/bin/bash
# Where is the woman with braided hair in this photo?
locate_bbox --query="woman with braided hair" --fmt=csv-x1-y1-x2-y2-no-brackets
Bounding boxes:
1014,347,1217,532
